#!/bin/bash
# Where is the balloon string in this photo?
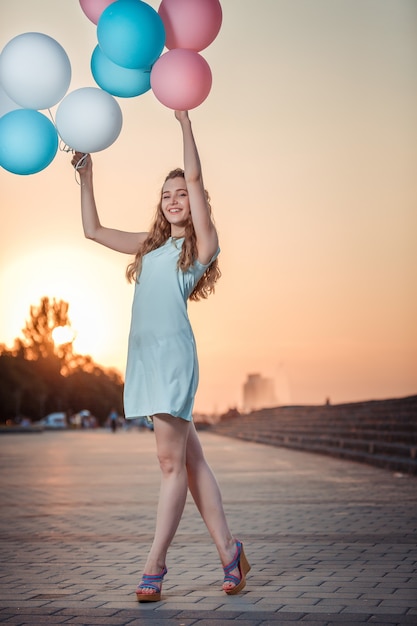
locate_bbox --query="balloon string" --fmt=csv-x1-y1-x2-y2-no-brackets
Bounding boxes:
59,139,72,153
46,107,62,142
46,107,55,125
46,108,71,153
60,141,83,185
46,107,85,185
73,153,88,185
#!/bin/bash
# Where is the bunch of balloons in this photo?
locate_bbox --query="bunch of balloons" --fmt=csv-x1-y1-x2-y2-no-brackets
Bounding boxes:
0,0,222,176
88,0,165,98
0,30,124,174
84,0,222,109
153,0,222,110
0,32,71,175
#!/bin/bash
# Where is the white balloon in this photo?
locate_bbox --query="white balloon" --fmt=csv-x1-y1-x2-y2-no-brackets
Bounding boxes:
55,87,123,153
0,32,71,110
0,84,22,117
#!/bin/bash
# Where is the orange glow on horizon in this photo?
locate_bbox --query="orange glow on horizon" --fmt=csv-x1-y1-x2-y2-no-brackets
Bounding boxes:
1,0,416,414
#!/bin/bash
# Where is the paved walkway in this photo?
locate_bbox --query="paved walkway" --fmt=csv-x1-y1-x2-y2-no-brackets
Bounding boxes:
0,428,416,626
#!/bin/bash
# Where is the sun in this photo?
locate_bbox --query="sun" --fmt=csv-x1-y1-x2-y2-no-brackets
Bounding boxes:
52,325,76,346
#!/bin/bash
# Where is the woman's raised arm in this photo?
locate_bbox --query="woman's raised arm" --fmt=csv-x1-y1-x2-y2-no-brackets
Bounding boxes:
175,112,218,264
71,152,147,255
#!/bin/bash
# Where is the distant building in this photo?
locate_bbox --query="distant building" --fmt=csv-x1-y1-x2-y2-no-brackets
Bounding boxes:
243,373,276,412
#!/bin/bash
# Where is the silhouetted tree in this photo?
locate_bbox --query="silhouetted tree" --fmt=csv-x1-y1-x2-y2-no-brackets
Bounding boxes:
66,368,123,422
19,296,74,370
0,297,124,424
0,352,48,419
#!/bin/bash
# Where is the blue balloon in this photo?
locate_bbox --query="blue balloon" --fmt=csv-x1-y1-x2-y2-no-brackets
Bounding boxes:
0,109,58,175
97,0,165,69
91,45,151,98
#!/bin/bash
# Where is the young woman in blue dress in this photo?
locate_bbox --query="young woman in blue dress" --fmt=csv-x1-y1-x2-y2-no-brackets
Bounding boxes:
71,110,250,602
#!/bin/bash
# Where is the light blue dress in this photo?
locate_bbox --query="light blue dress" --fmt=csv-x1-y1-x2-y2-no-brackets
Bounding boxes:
124,237,219,422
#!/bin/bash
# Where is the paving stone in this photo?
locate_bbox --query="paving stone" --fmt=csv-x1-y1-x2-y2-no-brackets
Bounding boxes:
0,430,416,626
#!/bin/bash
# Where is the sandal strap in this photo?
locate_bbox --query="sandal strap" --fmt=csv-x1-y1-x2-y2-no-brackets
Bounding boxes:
137,566,167,591
223,572,241,585
137,580,160,593
223,541,242,582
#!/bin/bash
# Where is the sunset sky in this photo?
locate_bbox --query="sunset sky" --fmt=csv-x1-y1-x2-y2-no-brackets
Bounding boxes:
1,0,416,414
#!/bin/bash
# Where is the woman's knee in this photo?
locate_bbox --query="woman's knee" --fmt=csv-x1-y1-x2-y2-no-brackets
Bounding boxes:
157,451,185,476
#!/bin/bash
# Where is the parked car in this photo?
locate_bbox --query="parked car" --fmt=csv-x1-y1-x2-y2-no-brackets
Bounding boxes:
39,412,67,429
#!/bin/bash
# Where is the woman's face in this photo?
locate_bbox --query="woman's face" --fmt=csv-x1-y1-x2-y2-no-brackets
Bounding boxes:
161,177,191,233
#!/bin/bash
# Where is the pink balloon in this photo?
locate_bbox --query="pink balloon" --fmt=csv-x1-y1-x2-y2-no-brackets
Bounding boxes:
151,49,212,110
158,0,222,52
79,0,116,25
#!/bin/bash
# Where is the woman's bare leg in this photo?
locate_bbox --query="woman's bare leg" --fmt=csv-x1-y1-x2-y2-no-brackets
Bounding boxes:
185,423,242,590
139,414,190,593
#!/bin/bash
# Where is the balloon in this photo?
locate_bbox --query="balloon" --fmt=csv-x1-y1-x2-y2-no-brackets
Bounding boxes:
0,109,58,175
55,87,123,153
0,32,71,110
91,45,151,98
158,0,222,52
97,0,165,69
0,84,22,118
79,0,116,25
151,49,212,110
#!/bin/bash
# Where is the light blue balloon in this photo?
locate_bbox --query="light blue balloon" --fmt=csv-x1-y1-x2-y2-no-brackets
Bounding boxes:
0,109,58,175
91,45,151,98
97,0,165,69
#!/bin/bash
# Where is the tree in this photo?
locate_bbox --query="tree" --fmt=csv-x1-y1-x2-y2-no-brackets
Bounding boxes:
19,296,74,366
0,297,124,423
0,353,48,419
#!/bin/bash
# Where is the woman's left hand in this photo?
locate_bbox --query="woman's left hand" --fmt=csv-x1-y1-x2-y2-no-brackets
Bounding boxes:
175,110,189,122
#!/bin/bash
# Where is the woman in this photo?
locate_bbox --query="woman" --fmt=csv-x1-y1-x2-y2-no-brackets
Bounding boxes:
71,110,250,602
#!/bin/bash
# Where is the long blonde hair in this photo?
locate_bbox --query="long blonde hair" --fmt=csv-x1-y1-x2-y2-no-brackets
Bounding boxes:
126,169,221,301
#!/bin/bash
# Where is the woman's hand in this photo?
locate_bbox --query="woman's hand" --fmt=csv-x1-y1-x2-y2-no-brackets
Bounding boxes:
71,151,92,179
175,110,189,123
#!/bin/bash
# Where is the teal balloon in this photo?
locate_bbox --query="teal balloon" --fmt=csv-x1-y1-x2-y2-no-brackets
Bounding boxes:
97,0,165,69
91,45,151,98
0,109,58,175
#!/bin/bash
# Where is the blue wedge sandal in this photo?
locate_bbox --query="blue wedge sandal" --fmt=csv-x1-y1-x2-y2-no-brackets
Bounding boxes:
136,565,167,602
222,540,251,595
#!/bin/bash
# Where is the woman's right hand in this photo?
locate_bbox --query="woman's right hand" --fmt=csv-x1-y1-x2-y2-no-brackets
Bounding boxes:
71,151,92,178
